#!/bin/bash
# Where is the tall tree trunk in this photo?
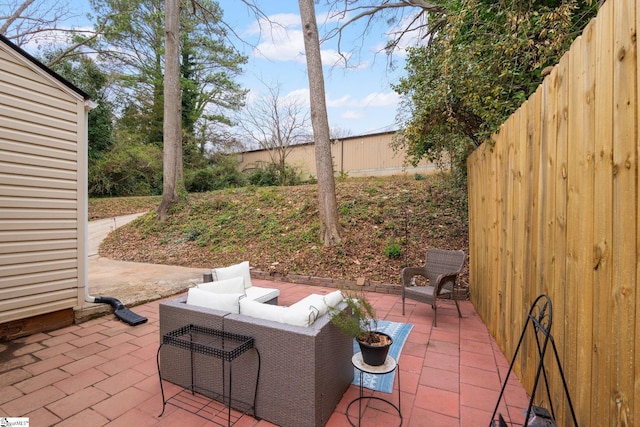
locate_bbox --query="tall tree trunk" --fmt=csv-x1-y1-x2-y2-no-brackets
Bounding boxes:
157,0,183,221
298,0,342,245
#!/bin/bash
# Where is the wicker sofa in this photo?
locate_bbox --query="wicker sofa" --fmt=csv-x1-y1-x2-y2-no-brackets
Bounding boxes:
158,295,353,427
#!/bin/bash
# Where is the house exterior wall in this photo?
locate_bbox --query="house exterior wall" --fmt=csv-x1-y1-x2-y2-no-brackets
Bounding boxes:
237,131,439,178
0,40,88,328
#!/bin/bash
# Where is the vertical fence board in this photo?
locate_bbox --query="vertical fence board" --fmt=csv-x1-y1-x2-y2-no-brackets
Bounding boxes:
478,144,490,321
489,135,500,331
513,106,528,376
503,118,515,352
552,53,570,422
531,86,545,299
524,90,542,384
516,101,532,377
497,124,507,346
564,35,584,422
613,0,637,423
592,1,614,424
540,68,559,418
469,143,490,319
577,21,597,427
508,110,521,361
635,0,640,422
468,148,479,307
613,0,637,426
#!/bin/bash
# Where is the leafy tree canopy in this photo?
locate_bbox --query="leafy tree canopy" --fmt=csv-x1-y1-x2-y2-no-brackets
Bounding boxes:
393,0,599,182
90,0,247,148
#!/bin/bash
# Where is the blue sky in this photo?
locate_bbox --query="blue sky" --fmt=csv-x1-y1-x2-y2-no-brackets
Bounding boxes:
220,2,406,137
14,0,411,137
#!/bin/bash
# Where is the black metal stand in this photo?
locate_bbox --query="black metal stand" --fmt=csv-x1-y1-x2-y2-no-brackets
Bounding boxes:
490,294,578,427
157,324,260,427
347,353,402,427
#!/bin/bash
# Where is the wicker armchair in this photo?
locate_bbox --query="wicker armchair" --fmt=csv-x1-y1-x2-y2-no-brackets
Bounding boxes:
401,248,465,326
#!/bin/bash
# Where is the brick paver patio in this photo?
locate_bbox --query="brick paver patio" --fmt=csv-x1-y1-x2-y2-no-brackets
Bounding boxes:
0,280,529,426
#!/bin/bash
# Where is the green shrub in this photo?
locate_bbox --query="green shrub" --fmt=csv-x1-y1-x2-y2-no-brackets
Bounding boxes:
247,163,280,186
185,157,245,193
383,241,402,259
88,142,162,197
246,162,302,187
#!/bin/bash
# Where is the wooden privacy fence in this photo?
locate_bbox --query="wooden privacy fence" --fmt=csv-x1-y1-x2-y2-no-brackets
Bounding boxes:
467,0,638,425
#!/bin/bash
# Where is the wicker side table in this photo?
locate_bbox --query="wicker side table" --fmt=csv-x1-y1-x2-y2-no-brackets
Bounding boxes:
157,324,260,426
347,352,402,427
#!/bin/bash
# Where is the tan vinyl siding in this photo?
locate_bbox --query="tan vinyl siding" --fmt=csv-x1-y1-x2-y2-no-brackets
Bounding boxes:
238,131,440,178
0,40,86,324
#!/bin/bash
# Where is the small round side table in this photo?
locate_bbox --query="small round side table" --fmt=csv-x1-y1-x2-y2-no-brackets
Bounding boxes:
347,352,402,427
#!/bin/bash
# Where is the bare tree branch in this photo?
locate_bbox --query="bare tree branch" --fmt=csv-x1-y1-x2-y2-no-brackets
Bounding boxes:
188,0,273,53
0,0,84,47
322,0,446,66
0,0,36,34
46,19,109,66
236,81,311,183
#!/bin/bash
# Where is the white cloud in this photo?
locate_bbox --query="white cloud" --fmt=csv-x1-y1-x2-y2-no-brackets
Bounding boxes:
327,91,399,109
243,87,309,108
251,15,306,63
361,92,400,107
327,95,352,108
321,49,352,67
249,13,351,66
284,88,310,104
243,89,260,106
246,13,301,36
254,35,306,63
342,110,366,119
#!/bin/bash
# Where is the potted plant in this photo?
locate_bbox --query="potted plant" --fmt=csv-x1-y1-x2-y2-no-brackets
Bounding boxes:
330,290,393,366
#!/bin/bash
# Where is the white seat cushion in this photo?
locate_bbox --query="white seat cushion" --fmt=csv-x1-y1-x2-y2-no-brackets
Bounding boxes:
245,286,280,304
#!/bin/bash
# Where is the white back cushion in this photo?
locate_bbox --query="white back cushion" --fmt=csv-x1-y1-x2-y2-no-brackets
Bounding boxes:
239,298,319,327
290,294,328,318
198,277,245,294
186,288,243,314
240,298,286,322
212,261,253,289
323,290,344,308
282,304,319,327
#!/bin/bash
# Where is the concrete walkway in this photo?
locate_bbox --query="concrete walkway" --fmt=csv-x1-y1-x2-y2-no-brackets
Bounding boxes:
88,213,146,258
81,214,204,321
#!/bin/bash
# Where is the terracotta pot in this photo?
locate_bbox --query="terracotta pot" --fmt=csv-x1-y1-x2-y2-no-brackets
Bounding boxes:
358,332,393,366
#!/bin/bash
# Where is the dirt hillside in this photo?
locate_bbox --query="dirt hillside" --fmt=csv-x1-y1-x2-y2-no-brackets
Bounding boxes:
92,174,469,287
